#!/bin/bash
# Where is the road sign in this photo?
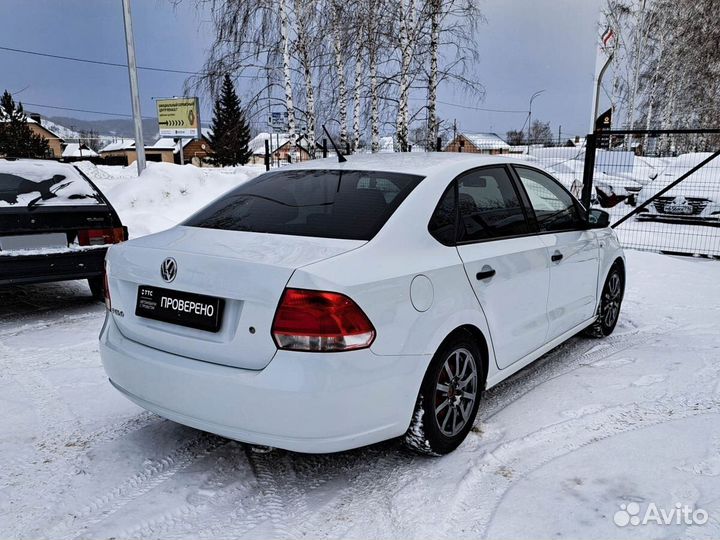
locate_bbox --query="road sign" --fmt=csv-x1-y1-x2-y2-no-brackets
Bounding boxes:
157,98,200,138
268,111,289,132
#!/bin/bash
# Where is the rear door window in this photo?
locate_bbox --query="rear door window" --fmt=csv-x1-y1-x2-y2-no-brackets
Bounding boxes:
457,167,530,242
0,160,103,208
184,169,424,241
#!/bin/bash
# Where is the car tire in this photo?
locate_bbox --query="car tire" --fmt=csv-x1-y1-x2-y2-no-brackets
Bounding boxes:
585,263,624,338
88,276,105,301
404,335,484,456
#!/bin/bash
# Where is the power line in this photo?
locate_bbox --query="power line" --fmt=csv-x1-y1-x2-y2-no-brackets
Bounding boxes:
0,45,258,79
22,102,154,119
413,97,528,114
22,99,266,127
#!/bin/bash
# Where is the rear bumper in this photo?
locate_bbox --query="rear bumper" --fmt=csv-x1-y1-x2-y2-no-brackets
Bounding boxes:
100,316,429,453
0,247,106,286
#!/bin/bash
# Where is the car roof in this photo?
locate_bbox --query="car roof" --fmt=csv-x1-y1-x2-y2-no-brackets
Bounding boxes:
284,152,534,176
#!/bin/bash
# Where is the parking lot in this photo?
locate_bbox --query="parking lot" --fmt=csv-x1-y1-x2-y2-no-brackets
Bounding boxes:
3,249,720,539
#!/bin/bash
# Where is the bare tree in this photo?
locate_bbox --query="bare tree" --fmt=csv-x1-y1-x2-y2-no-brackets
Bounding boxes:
279,0,297,145
294,0,317,154
328,0,350,147
187,0,486,157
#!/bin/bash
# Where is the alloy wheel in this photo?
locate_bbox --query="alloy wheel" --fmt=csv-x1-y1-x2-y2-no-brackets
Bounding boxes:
602,272,623,328
434,348,478,437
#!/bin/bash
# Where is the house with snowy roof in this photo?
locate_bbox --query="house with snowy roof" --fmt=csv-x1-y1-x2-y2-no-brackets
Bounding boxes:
444,132,511,154
99,134,212,166
0,114,66,158
248,132,316,165
61,142,98,159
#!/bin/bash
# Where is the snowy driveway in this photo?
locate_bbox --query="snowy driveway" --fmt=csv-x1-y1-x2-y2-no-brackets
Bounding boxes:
2,251,720,539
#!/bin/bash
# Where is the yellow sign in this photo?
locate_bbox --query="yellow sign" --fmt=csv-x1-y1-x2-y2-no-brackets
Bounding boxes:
156,98,200,138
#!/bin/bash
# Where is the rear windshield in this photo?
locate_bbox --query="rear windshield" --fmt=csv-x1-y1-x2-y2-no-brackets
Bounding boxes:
184,169,424,240
0,160,103,208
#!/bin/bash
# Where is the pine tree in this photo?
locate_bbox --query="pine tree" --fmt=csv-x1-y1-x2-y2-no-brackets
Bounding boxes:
208,75,252,166
0,90,51,158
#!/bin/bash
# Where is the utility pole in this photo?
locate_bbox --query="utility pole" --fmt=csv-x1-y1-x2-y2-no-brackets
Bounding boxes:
122,0,145,175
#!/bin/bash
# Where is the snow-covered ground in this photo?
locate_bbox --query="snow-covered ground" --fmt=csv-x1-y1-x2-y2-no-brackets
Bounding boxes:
76,162,264,237
2,249,720,539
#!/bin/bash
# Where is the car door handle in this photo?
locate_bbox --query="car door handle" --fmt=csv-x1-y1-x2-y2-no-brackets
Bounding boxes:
476,267,496,280
551,251,564,262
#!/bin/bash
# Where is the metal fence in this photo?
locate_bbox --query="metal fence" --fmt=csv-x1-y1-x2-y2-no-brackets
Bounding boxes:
582,129,720,258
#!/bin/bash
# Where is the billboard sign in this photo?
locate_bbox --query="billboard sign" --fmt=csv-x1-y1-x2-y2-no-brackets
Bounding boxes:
157,98,200,138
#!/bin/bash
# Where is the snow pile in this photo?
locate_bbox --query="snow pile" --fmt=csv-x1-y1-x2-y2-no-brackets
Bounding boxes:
77,162,263,238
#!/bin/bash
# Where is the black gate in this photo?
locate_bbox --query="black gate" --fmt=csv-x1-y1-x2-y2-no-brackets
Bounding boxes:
582,129,720,258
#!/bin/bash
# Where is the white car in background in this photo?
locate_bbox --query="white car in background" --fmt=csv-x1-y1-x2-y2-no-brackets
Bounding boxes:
100,154,625,455
636,153,720,223
543,160,642,206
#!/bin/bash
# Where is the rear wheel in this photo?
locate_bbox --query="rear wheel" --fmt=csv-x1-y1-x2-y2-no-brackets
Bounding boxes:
88,276,105,301
585,263,624,338
404,335,484,455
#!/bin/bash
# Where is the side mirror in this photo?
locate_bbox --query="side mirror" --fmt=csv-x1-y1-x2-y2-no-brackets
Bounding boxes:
587,208,610,228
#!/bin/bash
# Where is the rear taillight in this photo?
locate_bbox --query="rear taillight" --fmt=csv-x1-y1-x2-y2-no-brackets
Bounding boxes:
271,288,376,352
77,227,126,246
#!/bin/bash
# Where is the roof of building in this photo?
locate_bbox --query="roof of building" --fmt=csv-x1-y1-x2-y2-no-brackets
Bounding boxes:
249,132,315,155
101,136,208,154
0,116,65,141
26,116,64,141
100,139,135,152
459,132,511,150
61,143,99,158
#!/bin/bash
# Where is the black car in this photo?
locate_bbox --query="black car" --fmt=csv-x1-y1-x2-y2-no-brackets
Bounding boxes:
0,158,127,298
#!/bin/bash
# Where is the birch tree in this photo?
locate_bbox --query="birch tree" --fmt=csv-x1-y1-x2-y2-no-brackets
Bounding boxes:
329,0,349,148
279,0,297,146
394,0,418,152
190,0,486,155
426,0,441,150
363,0,386,152
294,0,318,156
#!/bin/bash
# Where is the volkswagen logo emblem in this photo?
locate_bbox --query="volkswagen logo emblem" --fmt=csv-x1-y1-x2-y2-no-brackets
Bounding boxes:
160,257,177,283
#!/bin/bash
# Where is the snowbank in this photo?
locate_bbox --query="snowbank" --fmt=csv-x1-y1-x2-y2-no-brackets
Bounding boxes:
76,161,263,238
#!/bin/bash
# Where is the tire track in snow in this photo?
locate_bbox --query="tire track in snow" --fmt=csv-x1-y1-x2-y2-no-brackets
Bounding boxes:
0,310,102,340
12,369,77,451
440,394,720,538
274,324,679,539
270,445,416,539
114,442,254,540
45,433,225,540
479,325,670,422
236,449,315,540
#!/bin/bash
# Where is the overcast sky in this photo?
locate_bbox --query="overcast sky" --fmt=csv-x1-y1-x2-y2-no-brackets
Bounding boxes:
0,0,600,139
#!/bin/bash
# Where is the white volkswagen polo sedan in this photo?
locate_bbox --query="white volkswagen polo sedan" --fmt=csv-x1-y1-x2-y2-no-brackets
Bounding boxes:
100,154,624,455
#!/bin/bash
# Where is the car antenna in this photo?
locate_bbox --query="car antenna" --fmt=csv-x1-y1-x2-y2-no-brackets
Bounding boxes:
322,124,347,163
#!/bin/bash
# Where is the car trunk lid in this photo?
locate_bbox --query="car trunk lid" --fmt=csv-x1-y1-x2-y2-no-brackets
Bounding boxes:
107,226,364,370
